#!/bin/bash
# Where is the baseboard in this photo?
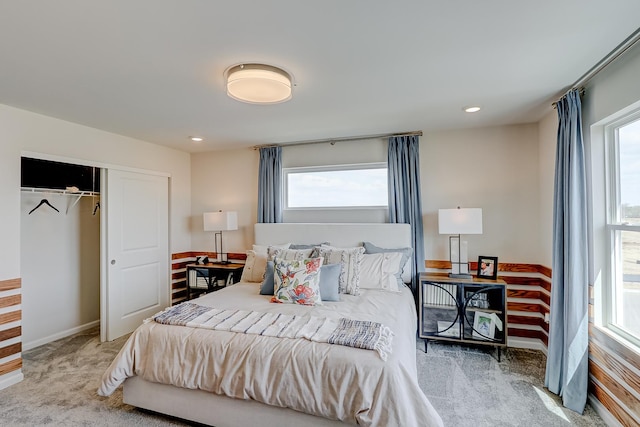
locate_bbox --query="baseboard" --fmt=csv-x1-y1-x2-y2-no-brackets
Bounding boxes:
508,336,548,354
0,370,23,391
23,320,100,351
588,393,623,427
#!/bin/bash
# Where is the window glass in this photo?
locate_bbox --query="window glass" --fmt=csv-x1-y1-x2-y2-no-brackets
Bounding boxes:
608,117,640,344
619,120,640,223
285,165,388,208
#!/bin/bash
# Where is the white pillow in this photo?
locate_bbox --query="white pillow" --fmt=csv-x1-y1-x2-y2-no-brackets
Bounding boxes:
317,245,365,295
252,243,290,257
240,250,268,283
243,243,291,283
359,252,405,292
267,247,315,261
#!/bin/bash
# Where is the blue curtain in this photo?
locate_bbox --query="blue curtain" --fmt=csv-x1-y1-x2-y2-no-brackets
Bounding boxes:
388,135,424,295
544,89,588,413
257,146,283,223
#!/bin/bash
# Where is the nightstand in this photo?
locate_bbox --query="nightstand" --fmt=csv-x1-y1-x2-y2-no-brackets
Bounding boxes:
186,263,244,300
419,273,507,360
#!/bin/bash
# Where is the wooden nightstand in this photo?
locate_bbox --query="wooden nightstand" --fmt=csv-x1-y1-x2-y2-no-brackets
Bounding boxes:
186,263,244,300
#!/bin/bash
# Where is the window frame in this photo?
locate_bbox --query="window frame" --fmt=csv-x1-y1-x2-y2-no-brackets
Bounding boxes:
283,162,389,210
603,109,640,348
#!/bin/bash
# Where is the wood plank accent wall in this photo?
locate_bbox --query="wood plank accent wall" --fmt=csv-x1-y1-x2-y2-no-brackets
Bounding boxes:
171,252,246,305
425,261,551,348
589,320,640,425
0,278,22,379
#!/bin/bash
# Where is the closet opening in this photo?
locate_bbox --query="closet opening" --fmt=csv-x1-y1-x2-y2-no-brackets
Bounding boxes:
20,157,102,350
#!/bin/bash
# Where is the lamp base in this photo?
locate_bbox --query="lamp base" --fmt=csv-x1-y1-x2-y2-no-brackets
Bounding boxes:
448,273,472,279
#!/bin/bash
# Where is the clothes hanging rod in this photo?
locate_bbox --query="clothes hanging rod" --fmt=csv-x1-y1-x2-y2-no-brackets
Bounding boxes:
553,27,640,107
252,130,423,150
21,187,100,197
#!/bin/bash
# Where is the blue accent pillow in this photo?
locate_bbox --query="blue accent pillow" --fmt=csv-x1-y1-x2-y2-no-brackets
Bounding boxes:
260,261,341,302
318,263,341,301
259,261,276,295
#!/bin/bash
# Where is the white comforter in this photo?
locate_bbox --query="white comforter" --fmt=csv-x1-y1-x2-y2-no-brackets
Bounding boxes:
98,282,443,427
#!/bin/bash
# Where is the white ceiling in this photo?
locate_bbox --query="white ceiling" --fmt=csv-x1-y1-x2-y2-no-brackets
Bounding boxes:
1,1,639,153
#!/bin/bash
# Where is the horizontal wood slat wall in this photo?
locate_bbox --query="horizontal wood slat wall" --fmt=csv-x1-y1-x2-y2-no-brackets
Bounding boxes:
171,252,247,305
589,323,640,425
425,261,551,348
0,278,22,382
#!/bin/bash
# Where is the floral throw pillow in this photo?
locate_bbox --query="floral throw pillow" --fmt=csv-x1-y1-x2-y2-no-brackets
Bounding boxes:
271,257,324,306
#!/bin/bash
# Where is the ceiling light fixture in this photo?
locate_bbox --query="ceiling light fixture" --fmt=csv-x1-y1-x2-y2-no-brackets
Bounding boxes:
190,136,203,142
464,106,481,113
225,63,292,104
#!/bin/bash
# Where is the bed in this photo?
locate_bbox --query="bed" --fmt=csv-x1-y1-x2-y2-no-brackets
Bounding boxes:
98,223,443,427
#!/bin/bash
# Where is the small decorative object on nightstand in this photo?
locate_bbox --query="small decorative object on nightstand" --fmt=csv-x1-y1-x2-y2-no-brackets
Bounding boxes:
419,273,507,361
186,262,244,300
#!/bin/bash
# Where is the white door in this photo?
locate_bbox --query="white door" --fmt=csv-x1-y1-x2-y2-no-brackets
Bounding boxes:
102,169,169,341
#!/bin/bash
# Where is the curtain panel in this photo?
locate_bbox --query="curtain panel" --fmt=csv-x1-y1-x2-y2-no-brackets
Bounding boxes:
544,89,588,413
388,135,425,295
257,146,283,223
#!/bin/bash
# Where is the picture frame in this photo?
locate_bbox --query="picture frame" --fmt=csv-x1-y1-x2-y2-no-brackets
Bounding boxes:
477,256,498,280
472,311,495,340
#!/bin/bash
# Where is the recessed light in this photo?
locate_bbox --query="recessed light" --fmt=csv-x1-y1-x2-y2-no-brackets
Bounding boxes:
190,136,203,142
463,106,481,113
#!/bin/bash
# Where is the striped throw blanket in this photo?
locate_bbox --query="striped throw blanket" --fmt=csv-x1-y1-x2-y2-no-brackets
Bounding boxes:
151,303,394,361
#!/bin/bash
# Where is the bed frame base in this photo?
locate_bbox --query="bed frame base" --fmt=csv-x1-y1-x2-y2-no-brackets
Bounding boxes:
123,377,348,427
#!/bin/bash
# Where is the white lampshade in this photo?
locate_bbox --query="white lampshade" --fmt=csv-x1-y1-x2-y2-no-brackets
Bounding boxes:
438,208,483,235
225,64,292,104
203,211,238,232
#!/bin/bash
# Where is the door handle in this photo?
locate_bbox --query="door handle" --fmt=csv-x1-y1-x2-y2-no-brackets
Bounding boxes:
111,259,116,265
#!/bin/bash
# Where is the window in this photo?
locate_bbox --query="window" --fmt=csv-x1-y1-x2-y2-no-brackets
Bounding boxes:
605,112,640,346
284,163,388,209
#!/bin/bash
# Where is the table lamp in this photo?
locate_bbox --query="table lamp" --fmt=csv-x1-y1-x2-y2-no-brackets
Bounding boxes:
438,207,483,279
203,211,238,264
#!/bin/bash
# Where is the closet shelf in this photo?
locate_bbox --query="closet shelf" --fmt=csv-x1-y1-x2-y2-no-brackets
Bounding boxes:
21,187,100,214
21,187,100,197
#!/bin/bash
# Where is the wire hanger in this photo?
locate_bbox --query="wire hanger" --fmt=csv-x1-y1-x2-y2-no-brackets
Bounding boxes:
28,199,60,215
93,201,100,216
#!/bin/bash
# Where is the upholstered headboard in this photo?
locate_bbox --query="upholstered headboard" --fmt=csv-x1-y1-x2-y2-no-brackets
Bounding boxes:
254,223,411,249
254,223,413,284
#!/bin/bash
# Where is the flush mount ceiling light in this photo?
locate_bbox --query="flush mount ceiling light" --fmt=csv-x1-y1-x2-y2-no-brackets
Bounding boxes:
463,106,481,113
190,136,203,142
225,63,292,104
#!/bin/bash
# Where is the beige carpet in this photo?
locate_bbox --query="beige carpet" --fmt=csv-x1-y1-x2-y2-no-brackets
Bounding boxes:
0,327,606,426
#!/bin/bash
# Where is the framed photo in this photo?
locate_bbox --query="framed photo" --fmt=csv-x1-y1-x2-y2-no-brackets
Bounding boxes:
477,256,498,280
472,311,495,340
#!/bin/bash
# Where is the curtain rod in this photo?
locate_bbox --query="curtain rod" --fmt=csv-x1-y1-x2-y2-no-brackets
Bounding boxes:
553,27,640,108
251,130,423,150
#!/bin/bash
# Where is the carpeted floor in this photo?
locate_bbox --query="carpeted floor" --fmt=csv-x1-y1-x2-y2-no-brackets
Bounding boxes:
418,341,606,426
0,327,606,426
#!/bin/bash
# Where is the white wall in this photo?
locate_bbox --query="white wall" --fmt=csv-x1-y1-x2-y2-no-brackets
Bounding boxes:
0,102,192,355
538,110,558,267
191,123,544,265
21,194,100,348
422,124,541,264
191,148,259,253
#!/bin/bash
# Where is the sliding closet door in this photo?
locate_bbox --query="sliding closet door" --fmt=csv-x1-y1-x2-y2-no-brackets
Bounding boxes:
102,169,169,341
